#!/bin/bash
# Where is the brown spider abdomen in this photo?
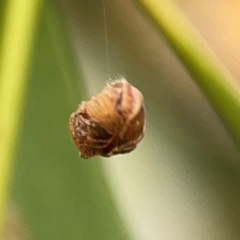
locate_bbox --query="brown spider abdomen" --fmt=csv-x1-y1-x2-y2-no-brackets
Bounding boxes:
69,78,145,159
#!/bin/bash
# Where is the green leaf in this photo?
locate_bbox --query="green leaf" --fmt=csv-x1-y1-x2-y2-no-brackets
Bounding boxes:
133,0,240,150
0,0,41,236
10,2,132,240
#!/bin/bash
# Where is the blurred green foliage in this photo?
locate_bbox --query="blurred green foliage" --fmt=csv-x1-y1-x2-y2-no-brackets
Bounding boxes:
134,0,240,150
10,2,131,240
1,0,240,240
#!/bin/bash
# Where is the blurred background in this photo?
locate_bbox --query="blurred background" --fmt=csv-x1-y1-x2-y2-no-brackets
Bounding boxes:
1,0,240,239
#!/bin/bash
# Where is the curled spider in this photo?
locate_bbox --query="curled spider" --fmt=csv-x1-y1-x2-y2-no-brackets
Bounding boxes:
69,78,145,159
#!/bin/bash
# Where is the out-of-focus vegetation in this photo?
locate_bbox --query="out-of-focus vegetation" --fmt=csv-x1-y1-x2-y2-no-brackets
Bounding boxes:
1,0,240,240
0,0,41,237
135,0,240,149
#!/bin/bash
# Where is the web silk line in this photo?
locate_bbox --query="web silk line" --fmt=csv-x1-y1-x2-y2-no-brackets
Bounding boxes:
102,0,110,79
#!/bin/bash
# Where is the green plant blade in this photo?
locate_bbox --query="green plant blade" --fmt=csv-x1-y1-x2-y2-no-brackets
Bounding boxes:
133,0,240,150
0,0,41,236
11,2,132,240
